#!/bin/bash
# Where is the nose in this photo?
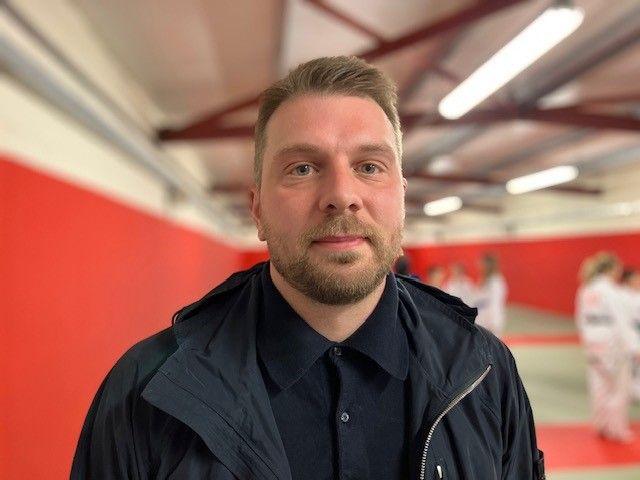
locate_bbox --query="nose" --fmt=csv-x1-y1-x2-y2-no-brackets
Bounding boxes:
318,162,363,214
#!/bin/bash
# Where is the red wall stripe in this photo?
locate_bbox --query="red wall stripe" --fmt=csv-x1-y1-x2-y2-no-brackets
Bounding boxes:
0,156,243,479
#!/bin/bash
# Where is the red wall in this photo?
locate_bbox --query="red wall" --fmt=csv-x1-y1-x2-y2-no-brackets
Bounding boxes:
405,232,640,316
241,249,270,270
0,156,244,479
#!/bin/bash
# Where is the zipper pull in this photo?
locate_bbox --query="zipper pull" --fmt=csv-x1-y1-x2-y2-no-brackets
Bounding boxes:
436,464,443,479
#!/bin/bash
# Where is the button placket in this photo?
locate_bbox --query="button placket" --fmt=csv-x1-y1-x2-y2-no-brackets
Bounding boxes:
332,350,369,480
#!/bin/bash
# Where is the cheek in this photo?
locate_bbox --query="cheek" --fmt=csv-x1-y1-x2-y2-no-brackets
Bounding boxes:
369,185,405,227
261,190,310,235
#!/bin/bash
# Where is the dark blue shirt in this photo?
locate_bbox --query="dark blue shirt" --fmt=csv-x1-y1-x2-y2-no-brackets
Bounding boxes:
257,267,411,480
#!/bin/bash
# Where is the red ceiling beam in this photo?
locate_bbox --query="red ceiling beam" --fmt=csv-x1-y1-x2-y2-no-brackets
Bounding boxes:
462,202,504,215
159,0,527,142
404,108,640,131
158,96,260,141
408,171,502,185
399,31,461,102
542,92,640,110
357,0,527,61
209,183,251,194
399,30,463,135
520,109,640,131
164,107,640,141
430,65,461,84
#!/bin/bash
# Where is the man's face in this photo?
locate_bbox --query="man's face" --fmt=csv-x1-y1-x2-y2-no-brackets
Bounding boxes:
250,94,406,305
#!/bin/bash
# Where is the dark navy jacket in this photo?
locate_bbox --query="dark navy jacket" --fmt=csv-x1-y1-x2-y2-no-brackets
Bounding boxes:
71,263,545,479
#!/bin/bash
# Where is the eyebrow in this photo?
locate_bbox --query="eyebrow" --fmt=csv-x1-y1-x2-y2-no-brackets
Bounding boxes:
273,143,323,160
273,142,396,160
355,143,396,157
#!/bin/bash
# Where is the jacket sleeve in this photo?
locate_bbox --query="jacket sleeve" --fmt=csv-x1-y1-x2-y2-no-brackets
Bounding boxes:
70,362,146,480
500,348,545,480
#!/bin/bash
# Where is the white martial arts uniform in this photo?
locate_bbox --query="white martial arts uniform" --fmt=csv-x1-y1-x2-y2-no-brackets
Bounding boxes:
444,275,477,307
576,275,637,440
475,274,508,337
621,286,640,401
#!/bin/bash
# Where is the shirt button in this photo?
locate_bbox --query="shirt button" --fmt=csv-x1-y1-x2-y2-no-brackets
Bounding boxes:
340,411,350,423
332,346,342,357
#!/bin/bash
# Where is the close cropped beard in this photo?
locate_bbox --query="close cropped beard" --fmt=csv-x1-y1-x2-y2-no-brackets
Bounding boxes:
266,215,402,305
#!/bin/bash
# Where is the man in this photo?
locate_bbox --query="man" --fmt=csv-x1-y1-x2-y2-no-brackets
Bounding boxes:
72,56,544,479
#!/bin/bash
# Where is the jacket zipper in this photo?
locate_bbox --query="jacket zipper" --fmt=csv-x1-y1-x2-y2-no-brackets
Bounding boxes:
419,365,492,480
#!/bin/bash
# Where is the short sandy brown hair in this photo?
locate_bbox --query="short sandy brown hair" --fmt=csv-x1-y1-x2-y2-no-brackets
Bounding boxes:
253,56,402,186
592,251,621,276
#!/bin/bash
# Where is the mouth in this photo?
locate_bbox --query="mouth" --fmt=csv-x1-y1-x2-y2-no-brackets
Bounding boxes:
311,235,367,250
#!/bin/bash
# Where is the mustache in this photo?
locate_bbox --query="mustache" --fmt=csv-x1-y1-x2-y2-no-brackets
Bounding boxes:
301,215,382,246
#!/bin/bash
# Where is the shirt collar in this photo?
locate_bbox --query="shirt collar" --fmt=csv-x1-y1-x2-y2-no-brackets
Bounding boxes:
257,264,408,391
342,274,408,382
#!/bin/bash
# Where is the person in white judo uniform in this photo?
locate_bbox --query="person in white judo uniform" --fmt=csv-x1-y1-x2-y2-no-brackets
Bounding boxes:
444,263,476,306
576,252,637,442
620,267,640,402
426,265,446,289
475,253,508,338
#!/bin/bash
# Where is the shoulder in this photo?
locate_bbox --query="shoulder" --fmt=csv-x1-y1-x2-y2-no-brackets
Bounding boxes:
105,263,267,388
75,327,179,445
397,274,523,403
97,327,179,407
72,329,184,477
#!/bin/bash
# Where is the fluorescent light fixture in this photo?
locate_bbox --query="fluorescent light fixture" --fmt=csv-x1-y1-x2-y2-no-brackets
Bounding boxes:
424,196,463,216
438,4,584,119
427,155,455,174
506,165,578,194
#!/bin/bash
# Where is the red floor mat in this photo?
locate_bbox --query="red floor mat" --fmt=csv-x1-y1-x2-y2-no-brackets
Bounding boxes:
537,423,640,470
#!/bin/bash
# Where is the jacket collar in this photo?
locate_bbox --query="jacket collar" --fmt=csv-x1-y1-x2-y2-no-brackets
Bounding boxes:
143,263,291,480
142,263,492,480
397,274,490,395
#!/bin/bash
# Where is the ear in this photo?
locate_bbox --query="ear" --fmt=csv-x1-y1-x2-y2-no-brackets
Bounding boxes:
249,186,266,241
402,176,408,191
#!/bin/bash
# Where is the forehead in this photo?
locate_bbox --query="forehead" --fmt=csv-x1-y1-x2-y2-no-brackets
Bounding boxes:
263,94,397,157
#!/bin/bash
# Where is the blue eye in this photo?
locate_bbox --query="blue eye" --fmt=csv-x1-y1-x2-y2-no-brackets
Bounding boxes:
359,163,379,174
293,164,313,176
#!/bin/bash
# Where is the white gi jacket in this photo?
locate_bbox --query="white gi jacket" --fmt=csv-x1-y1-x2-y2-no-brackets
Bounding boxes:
476,274,508,337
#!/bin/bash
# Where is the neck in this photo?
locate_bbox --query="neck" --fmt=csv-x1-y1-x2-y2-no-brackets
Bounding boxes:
269,263,387,342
